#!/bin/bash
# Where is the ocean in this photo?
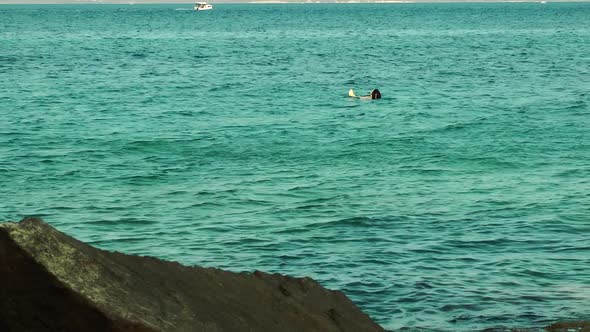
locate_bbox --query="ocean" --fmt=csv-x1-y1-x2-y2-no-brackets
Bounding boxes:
1,2,589,330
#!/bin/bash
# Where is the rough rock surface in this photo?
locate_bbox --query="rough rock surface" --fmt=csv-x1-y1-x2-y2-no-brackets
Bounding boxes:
545,321,590,332
0,217,384,332
483,321,590,332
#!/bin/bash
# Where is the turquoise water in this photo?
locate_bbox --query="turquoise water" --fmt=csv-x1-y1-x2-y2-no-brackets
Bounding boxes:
1,3,589,330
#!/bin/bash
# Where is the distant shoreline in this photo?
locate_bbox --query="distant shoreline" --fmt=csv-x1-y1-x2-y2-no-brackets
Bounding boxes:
1,0,589,4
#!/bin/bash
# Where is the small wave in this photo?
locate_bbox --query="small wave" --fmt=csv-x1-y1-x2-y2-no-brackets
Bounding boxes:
292,204,325,210
188,201,223,208
439,303,481,312
209,83,244,92
86,217,156,226
563,100,587,111
0,55,19,67
554,246,590,252
193,54,211,59
315,216,384,229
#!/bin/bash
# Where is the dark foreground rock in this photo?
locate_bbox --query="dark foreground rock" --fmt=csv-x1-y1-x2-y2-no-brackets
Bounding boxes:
545,321,590,332
0,217,384,332
483,321,590,332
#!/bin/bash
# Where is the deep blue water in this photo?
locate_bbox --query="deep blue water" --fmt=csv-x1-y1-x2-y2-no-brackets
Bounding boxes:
1,3,589,331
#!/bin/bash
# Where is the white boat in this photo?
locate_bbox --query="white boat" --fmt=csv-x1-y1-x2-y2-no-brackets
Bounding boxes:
194,2,213,10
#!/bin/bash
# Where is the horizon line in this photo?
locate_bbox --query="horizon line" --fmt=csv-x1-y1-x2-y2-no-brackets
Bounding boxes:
1,0,589,3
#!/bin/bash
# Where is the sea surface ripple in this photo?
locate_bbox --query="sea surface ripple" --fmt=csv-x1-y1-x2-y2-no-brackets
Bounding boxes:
1,3,589,331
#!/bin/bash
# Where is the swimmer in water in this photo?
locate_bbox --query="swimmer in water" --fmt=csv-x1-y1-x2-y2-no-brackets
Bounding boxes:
349,88,381,100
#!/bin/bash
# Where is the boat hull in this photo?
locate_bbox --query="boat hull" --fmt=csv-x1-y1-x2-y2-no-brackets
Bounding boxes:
194,4,213,10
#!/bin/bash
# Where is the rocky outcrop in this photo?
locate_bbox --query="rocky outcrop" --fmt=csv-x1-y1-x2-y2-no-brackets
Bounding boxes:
545,321,590,332
485,322,590,332
0,217,384,332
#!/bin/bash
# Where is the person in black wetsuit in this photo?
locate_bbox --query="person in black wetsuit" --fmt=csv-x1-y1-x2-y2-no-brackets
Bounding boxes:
348,88,381,100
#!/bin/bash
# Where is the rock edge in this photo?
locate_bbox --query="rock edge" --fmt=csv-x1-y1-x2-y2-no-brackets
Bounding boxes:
0,217,384,332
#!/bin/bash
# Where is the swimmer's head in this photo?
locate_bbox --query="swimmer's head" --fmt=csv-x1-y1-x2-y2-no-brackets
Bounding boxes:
371,89,382,100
